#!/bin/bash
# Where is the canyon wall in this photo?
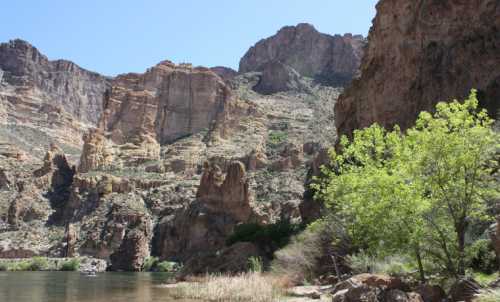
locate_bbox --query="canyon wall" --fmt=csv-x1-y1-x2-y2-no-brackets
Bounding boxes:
336,0,500,136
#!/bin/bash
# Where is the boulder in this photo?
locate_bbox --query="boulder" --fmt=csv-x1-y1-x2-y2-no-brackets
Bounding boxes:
331,274,419,302
415,284,446,302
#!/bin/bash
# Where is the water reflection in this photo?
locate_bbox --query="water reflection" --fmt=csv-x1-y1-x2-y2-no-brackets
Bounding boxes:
0,272,191,302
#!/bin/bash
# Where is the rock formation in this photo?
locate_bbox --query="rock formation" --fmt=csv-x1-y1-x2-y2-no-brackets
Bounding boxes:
101,61,232,145
240,23,365,90
336,0,500,136
0,39,109,125
210,66,238,82
153,161,254,261
0,40,110,156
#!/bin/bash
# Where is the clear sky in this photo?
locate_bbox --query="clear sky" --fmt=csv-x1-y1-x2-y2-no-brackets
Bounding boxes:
0,1,378,76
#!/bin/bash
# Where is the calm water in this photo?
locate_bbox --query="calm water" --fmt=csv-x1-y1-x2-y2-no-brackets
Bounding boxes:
0,272,193,302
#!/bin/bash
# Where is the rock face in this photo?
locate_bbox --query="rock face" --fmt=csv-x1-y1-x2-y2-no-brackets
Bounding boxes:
336,0,500,136
240,23,365,89
210,66,238,82
0,39,109,125
153,161,254,261
101,61,232,145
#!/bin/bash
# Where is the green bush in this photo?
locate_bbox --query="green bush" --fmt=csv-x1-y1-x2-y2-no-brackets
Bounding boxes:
465,239,498,274
60,258,80,271
226,221,302,256
267,131,288,147
156,261,178,272
0,263,8,271
26,257,48,271
142,256,159,272
248,256,263,273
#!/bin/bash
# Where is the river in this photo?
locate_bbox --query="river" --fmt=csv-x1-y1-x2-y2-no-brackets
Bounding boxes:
0,271,194,302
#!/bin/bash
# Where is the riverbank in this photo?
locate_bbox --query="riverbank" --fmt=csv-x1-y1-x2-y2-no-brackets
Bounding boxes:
0,257,107,272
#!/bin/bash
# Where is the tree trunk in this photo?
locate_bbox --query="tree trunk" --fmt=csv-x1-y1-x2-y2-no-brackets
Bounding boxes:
457,223,466,276
415,244,426,283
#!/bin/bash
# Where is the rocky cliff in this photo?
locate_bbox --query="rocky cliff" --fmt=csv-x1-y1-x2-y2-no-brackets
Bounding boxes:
240,23,365,90
336,0,500,136
0,40,110,156
0,30,346,272
100,61,232,146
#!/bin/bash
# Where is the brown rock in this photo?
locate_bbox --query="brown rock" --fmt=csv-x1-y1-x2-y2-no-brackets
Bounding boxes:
0,168,11,190
332,274,416,302
78,129,114,173
210,66,238,82
415,284,446,302
252,60,309,95
64,223,77,257
0,39,109,125
240,23,365,88
239,24,365,85
449,278,481,302
336,0,500,137
197,161,253,222
101,61,233,145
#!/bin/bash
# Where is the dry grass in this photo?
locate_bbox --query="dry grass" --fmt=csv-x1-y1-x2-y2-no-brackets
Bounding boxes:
168,272,287,302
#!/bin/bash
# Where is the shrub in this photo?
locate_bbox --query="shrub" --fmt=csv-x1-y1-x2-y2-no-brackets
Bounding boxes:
347,252,414,278
60,258,80,271
248,256,263,273
465,239,498,274
156,261,178,272
142,256,159,272
27,257,49,271
267,131,288,147
271,218,350,284
0,263,8,271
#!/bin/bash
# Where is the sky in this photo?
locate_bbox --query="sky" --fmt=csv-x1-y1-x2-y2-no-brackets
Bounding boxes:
0,1,378,76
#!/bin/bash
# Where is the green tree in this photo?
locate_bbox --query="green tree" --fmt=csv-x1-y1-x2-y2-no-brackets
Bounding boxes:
315,90,499,280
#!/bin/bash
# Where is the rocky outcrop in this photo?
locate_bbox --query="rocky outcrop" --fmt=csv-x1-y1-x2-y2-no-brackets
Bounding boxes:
210,66,238,82
101,61,232,145
197,161,253,222
79,195,153,270
0,39,109,125
153,161,254,261
240,23,365,89
252,61,310,95
336,0,500,137
78,129,114,173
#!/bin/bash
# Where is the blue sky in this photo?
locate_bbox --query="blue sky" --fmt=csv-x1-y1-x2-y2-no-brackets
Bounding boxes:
0,1,378,76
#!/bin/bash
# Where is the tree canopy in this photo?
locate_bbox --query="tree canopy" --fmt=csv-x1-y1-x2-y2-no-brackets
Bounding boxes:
315,90,500,279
